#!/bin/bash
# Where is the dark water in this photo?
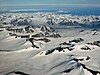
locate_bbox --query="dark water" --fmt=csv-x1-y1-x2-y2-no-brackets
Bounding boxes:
0,5,100,16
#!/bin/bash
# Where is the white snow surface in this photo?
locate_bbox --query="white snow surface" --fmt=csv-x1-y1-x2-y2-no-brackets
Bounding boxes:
0,13,100,75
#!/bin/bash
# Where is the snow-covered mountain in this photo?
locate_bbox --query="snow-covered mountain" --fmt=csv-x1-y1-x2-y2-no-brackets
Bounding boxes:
0,12,100,27
0,13,100,75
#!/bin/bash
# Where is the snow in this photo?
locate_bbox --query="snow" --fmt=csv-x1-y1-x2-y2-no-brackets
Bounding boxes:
0,12,100,75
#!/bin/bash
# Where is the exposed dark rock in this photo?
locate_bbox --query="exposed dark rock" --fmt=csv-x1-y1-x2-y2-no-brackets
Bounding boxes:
73,58,79,62
55,46,64,52
59,42,75,47
93,32,97,35
7,28,24,33
37,38,51,43
25,26,30,33
32,33,44,37
45,47,63,55
0,29,3,32
40,25,52,32
73,56,91,62
2,22,9,25
65,47,74,51
86,56,91,60
69,38,84,43
93,41,100,47
63,68,74,73
11,19,18,26
29,28,34,33
9,33,17,36
72,57,100,75
6,71,30,75
87,41,100,47
45,46,74,55
45,49,55,55
31,33,61,38
87,43,92,45
60,42,72,45
21,35,30,38
49,33,61,38
32,45,39,49
9,33,30,38
9,33,18,38
59,20,79,26
16,18,31,26
47,19,55,25
81,63,100,75
54,33,61,38
28,38,39,48
79,30,85,32
81,45,91,50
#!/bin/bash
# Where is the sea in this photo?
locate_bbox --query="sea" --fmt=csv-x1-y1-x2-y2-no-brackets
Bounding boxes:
0,5,100,16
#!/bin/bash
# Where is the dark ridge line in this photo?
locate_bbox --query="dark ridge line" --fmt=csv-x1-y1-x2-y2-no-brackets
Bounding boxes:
81,63,100,75
81,45,91,50
45,46,74,55
45,46,64,55
87,41,100,47
63,57,100,75
63,67,74,73
59,38,84,45
6,71,30,75
73,58,100,75
28,38,39,48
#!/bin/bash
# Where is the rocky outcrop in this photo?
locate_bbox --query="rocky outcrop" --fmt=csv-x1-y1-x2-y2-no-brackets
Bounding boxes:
87,41,100,47
40,25,52,32
81,45,91,50
69,38,84,43
6,71,30,75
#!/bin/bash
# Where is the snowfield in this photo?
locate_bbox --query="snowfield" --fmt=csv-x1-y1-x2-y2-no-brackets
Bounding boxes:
0,12,100,75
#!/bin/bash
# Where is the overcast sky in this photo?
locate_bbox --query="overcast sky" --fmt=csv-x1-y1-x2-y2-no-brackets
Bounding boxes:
0,0,100,6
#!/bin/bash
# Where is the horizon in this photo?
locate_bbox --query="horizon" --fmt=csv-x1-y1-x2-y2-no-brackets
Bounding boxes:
0,0,100,16
0,0,100,5
0,0,100,10
0,4,100,10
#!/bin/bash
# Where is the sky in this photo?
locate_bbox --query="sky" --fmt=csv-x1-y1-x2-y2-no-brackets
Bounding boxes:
0,0,100,6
